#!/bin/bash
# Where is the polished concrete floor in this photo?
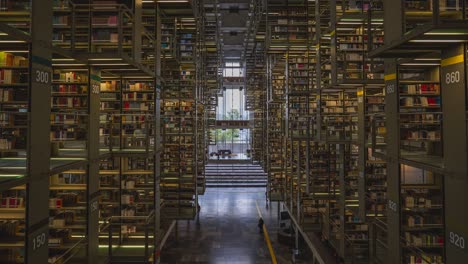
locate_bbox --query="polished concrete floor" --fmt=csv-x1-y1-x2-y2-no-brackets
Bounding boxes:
160,188,311,264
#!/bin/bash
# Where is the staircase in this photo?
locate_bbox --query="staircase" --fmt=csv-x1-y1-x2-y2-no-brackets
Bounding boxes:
205,163,267,188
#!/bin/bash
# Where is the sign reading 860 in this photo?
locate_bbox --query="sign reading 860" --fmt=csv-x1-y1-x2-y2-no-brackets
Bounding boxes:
445,70,460,85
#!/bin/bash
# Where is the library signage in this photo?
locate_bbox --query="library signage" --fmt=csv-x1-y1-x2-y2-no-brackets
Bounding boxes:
448,231,467,252
31,55,51,86
27,219,49,258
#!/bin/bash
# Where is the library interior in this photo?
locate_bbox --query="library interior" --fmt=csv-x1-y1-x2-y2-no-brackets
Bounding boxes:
0,0,467,263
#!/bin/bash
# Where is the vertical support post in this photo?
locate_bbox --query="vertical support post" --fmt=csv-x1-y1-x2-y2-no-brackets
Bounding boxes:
357,87,366,220
383,1,403,263
295,143,301,253
338,143,345,258
441,44,468,263
154,2,162,253
383,59,400,264
133,0,142,63
25,0,53,263
87,68,101,263
330,0,337,86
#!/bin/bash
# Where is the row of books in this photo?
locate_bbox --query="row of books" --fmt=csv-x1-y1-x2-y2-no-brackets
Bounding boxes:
54,72,88,83
404,196,440,208
92,16,118,26
51,97,87,108
53,84,87,94
122,92,154,101
0,220,22,238
405,255,443,264
0,138,15,150
0,52,28,67
401,84,440,95
0,70,27,84
403,130,441,141
53,15,68,25
1,197,24,208
405,232,444,247
400,97,440,107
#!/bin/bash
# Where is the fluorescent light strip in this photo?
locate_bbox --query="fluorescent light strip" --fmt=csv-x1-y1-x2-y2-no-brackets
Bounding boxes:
0,174,24,177
0,41,26,43
401,63,440,66
99,245,155,248
425,32,468,36
157,0,188,2
89,58,123,61
409,39,466,43
2,50,28,53
52,64,87,66
414,58,440,61
91,63,130,66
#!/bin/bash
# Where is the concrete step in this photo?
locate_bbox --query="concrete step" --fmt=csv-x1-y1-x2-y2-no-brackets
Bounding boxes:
205,173,267,177
206,179,267,183
206,183,267,188
205,167,265,171
205,163,267,188
205,175,267,179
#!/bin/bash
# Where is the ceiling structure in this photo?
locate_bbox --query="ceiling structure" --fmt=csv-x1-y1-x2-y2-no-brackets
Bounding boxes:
158,0,261,65
218,0,250,61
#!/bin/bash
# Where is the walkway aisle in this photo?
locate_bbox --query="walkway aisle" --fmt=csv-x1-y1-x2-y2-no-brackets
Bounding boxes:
159,188,296,264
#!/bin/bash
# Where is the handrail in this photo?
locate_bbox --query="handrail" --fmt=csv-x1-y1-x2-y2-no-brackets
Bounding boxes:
106,209,155,224
50,236,87,264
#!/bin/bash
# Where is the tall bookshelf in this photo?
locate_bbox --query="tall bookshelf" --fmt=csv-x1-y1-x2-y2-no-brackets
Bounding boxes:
161,24,198,217
48,168,87,263
267,56,286,201
50,68,89,159
400,165,445,264
99,77,156,246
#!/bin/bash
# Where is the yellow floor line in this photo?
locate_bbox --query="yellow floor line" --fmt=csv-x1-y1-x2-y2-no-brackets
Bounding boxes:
255,200,278,264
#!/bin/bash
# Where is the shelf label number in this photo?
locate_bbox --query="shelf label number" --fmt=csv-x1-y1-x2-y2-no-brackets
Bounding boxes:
32,232,47,251
388,199,397,212
92,84,100,95
386,84,395,94
35,70,50,84
445,71,461,85
90,200,99,212
449,231,465,250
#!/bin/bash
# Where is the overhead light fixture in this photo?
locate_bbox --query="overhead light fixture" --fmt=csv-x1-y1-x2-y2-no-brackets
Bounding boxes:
89,58,123,61
425,31,468,36
91,63,130,66
3,50,29,53
409,39,466,43
52,63,87,66
157,0,188,2
0,40,26,43
52,58,75,61
414,58,440,61
401,63,440,66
